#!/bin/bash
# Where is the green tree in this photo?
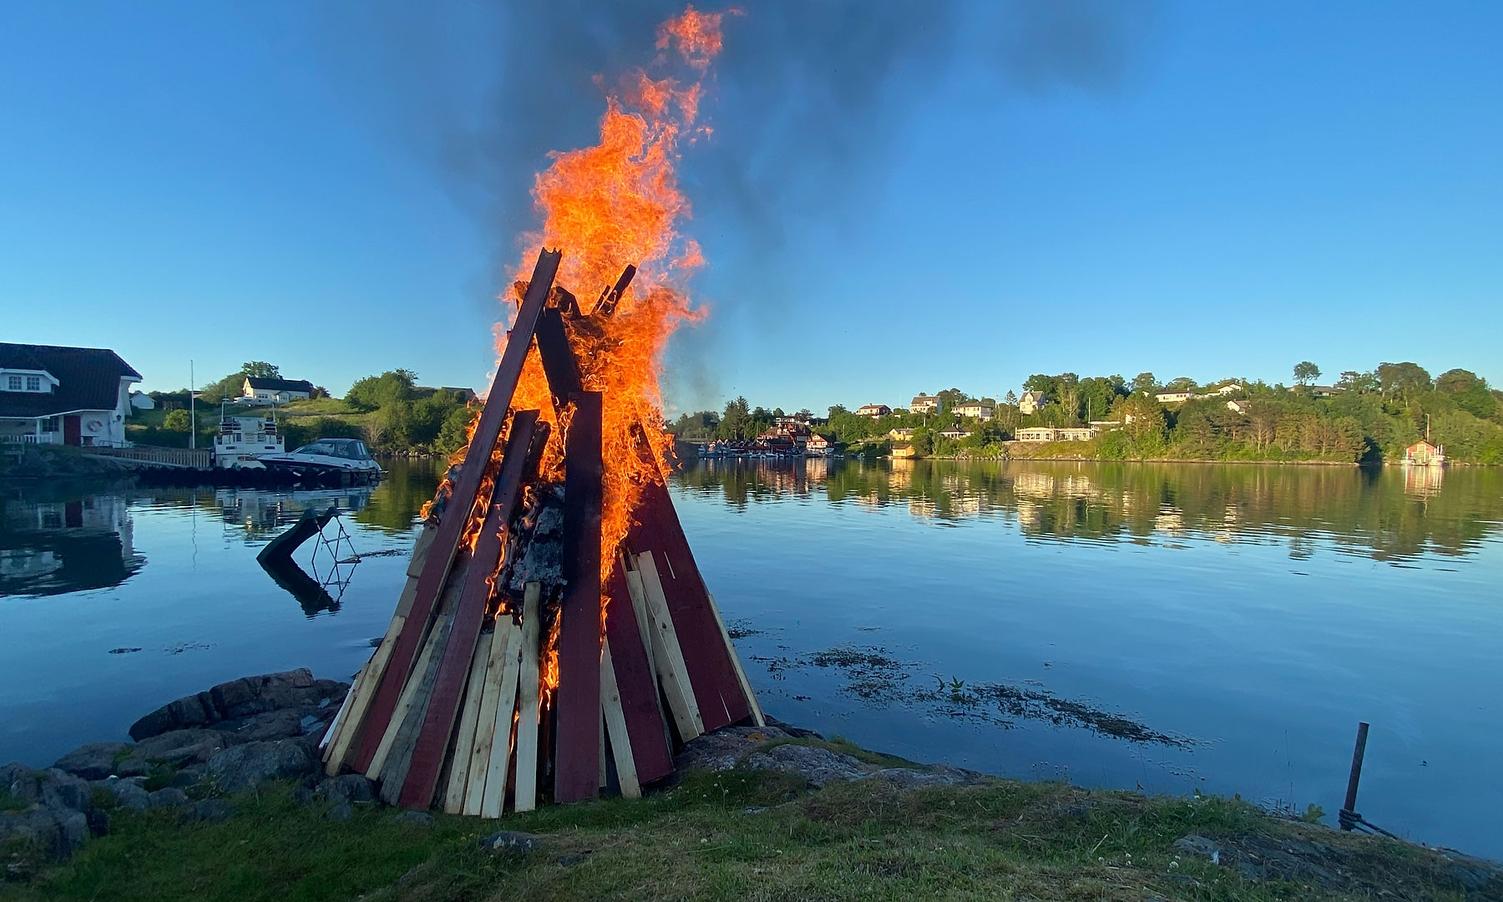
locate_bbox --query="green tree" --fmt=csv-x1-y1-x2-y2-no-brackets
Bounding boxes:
241,361,281,379
1377,361,1432,401
346,370,417,411
1293,361,1321,386
162,409,191,431
1130,372,1158,395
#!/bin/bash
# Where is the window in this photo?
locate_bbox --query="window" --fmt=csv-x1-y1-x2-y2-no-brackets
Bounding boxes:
5,376,19,391
25,376,40,391
41,417,58,433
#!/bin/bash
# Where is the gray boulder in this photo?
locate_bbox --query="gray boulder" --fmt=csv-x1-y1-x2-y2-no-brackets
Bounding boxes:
53,742,132,781
205,740,316,793
128,670,348,741
674,725,793,773
97,778,151,812
393,810,433,827
740,743,870,787
0,806,89,861
148,788,190,809
314,774,375,804
128,691,218,740
863,765,985,789
116,729,239,776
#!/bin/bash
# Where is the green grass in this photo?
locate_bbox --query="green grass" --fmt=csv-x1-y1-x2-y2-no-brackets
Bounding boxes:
9,764,1478,902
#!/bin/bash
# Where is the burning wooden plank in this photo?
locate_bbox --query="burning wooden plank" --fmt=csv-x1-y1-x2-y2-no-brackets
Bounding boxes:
398,410,542,809
349,248,560,773
554,391,604,804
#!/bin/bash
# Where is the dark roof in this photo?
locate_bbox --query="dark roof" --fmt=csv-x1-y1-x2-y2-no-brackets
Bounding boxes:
245,376,314,393
0,342,140,418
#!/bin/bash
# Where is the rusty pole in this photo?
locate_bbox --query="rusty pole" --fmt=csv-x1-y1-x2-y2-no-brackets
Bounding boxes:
1339,721,1370,830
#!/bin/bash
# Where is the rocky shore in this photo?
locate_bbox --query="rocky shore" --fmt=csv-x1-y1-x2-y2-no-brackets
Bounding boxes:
5,671,1501,899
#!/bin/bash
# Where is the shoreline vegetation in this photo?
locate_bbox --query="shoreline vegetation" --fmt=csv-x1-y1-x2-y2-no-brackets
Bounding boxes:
4,670,1499,900
670,362,1503,466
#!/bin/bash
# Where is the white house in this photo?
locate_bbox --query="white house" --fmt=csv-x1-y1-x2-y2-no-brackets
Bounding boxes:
1154,390,1196,404
1013,425,1099,443
1018,390,1046,415
939,424,971,440
953,401,996,421
0,342,141,447
909,394,940,414
241,376,314,405
129,391,156,411
854,403,891,418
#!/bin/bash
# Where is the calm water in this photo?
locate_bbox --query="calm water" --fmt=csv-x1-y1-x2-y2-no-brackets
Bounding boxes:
1,459,1499,856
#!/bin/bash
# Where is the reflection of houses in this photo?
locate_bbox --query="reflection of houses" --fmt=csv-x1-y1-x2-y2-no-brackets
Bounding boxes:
0,492,144,596
1018,390,1046,415
240,376,314,405
0,342,142,447
854,403,891,417
214,487,373,538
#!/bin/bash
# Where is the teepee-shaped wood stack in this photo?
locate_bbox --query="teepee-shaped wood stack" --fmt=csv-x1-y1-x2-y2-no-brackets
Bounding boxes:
320,248,762,815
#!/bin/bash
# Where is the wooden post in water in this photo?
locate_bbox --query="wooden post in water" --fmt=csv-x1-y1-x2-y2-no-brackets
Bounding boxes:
1339,721,1370,830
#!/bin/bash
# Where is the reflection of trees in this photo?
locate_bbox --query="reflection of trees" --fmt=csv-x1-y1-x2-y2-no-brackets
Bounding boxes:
670,459,1503,564
353,459,444,533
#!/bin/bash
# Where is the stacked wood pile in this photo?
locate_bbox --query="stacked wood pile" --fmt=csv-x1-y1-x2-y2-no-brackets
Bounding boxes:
320,249,762,815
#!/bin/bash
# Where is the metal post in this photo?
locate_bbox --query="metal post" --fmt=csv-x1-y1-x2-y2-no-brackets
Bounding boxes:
1340,721,1369,830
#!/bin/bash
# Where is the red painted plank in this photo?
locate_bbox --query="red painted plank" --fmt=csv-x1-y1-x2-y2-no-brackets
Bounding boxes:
603,561,673,784
350,248,560,772
629,478,752,729
397,411,540,809
555,391,603,803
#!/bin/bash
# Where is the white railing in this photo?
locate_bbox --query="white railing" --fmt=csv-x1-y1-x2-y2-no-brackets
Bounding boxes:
0,433,61,445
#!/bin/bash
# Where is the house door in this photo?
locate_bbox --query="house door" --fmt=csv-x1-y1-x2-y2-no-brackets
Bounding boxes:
63,415,81,446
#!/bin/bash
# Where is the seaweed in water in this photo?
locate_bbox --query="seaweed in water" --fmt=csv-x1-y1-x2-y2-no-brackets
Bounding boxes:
759,645,1190,747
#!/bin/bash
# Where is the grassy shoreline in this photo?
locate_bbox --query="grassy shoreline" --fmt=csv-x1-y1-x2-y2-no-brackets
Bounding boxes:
9,734,1496,901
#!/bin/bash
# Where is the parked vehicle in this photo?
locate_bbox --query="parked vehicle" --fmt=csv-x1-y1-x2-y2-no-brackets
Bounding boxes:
256,438,382,481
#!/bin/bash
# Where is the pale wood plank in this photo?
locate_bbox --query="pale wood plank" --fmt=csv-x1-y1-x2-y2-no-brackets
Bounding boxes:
442,632,493,813
513,582,543,813
601,641,641,799
326,613,406,774
406,522,438,578
461,620,515,816
377,609,455,804
634,552,704,741
479,619,524,818
320,678,355,752
366,611,445,780
708,591,765,728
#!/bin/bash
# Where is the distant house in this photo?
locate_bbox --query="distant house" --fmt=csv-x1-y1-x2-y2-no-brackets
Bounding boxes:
0,342,141,447
1013,425,1098,443
855,403,891,418
241,376,314,405
1018,390,1046,415
887,427,915,441
1014,426,1057,443
939,424,971,440
953,401,995,421
1225,399,1250,414
1154,390,1196,404
129,391,156,411
1303,385,1346,399
890,443,918,459
439,387,477,403
1404,439,1445,466
910,394,940,414
805,433,832,454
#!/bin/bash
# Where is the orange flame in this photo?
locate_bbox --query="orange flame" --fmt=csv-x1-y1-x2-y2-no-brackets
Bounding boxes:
497,4,734,583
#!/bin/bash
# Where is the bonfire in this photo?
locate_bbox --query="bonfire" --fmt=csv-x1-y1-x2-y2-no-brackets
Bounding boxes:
319,5,762,815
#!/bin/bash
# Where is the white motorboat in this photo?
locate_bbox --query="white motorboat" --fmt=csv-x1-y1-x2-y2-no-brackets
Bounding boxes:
214,415,284,469
256,438,382,481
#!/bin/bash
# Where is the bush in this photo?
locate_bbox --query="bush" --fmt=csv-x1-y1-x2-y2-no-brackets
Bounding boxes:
162,409,191,431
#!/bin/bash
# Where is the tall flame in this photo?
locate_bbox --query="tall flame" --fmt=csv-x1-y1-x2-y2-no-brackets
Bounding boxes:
498,4,733,578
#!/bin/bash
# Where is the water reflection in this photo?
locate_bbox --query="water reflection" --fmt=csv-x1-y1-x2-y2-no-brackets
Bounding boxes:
675,458,1503,563
0,460,442,600
0,484,145,596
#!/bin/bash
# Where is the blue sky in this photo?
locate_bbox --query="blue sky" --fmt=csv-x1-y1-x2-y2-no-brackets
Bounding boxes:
3,2,1499,414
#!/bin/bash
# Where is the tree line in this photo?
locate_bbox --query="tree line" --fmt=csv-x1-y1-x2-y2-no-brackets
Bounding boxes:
666,361,1503,464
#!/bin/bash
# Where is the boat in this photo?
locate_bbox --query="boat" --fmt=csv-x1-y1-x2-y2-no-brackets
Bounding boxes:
213,415,284,469
255,438,383,482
